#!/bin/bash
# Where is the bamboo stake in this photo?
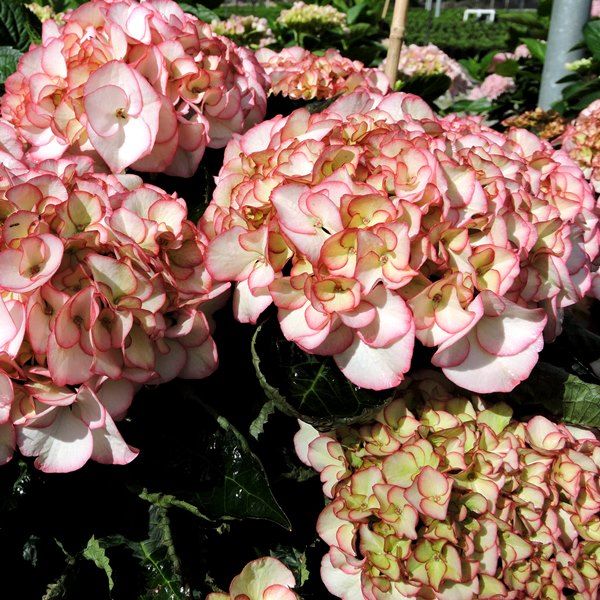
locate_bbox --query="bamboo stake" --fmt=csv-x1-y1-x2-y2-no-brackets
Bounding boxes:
382,0,391,19
384,0,409,87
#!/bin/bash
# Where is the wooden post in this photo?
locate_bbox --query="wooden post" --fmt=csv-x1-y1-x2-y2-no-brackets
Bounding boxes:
382,0,391,19
384,0,410,87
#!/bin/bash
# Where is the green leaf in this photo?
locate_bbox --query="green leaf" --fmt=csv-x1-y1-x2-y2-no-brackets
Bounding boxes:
178,2,218,23
138,489,211,521
521,38,546,62
584,20,600,59
188,392,291,529
346,3,366,25
0,46,22,84
508,362,600,428
0,0,41,52
251,319,392,430
270,545,310,587
494,59,519,78
249,398,277,440
83,536,114,592
398,73,451,104
95,507,188,600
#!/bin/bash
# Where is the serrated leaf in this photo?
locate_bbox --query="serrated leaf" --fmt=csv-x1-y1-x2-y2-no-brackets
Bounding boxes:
178,2,218,23
0,0,41,51
0,46,22,84
251,319,392,430
83,536,114,591
508,362,600,428
139,489,211,521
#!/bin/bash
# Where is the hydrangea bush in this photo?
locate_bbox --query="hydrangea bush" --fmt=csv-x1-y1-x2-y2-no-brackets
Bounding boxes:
202,90,599,393
295,373,600,599
276,1,347,35
2,0,269,177
393,44,470,97
256,47,389,101
559,99,600,194
0,119,222,473
211,14,276,50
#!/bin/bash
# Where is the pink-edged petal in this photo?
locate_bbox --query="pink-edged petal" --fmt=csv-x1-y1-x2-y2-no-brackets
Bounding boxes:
17,408,93,473
334,327,414,390
91,413,139,465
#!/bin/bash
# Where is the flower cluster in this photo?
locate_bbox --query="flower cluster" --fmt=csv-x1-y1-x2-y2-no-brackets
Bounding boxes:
559,99,600,194
0,120,222,473
502,108,567,141
202,90,599,394
393,44,470,97
468,74,515,101
207,557,298,600
2,0,269,177
592,0,600,18
211,15,276,50
295,373,600,600
26,2,65,23
256,47,389,101
491,43,531,67
276,1,346,34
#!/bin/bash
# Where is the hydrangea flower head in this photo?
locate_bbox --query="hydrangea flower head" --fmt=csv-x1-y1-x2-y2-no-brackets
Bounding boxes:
0,119,222,472
560,99,600,194
207,557,298,600
392,44,470,97
276,1,346,33
211,15,276,49
202,90,599,393
296,373,600,599
2,0,269,177
256,47,389,101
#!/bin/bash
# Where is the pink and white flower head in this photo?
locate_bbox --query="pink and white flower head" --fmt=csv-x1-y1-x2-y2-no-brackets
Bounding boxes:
559,99,600,194
211,15,276,50
391,43,470,97
202,90,599,393
0,129,223,472
296,373,600,600
256,47,389,101
207,556,298,600
1,0,269,177
468,74,516,101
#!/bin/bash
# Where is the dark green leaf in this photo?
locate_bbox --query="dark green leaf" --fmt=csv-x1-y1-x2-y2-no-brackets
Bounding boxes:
0,0,41,51
399,73,451,104
178,2,218,23
0,46,21,84
584,20,600,59
188,393,291,529
508,362,600,428
251,319,392,430
83,537,114,592
494,59,519,78
521,38,546,62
